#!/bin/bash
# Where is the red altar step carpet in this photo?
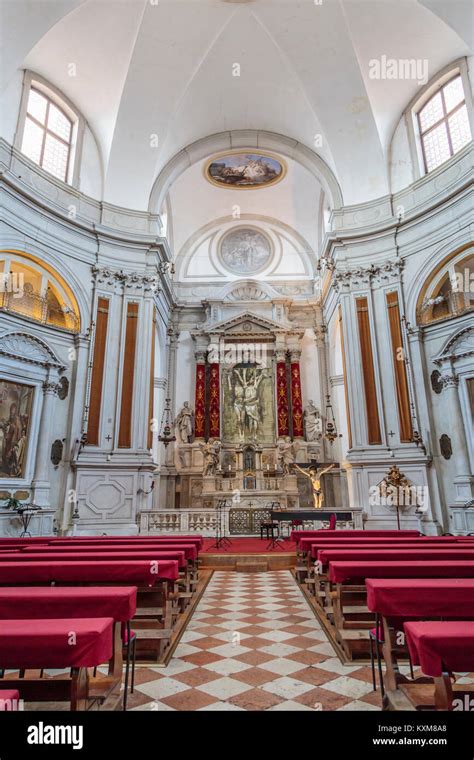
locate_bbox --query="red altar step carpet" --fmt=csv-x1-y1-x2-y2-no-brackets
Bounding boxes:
202,537,296,553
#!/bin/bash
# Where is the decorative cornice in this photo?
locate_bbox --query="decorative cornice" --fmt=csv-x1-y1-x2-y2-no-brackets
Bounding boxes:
92,265,161,292
224,284,269,302
332,259,405,292
433,326,474,365
0,332,65,370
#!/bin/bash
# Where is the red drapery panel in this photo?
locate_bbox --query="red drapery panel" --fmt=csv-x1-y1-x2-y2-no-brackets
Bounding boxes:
194,363,206,439
208,363,220,438
276,361,289,437
290,362,304,437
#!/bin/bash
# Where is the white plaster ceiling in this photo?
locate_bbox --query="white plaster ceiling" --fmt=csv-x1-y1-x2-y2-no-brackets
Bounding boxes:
2,0,470,210
168,155,321,258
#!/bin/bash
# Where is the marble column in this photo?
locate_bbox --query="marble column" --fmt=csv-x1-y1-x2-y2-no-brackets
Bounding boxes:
32,378,58,507
441,370,473,504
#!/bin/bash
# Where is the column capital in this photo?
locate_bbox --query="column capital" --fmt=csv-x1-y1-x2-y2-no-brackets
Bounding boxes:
195,349,207,364
289,349,301,363
275,348,287,363
441,372,459,389
42,381,59,396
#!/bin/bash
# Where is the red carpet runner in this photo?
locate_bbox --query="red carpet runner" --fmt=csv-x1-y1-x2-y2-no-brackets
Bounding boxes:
202,538,296,554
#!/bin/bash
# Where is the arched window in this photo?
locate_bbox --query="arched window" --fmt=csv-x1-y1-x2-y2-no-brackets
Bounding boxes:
21,88,73,182
416,74,471,174
17,75,84,185
416,248,474,325
0,252,80,332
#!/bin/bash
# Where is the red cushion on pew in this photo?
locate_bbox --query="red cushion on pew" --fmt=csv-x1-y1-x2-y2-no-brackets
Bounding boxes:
308,540,463,558
0,586,137,622
300,536,465,555
10,551,187,567
0,559,179,585
21,545,196,561
292,530,420,543
403,621,474,677
318,549,474,564
0,690,20,710
329,560,474,583
366,578,474,618
52,536,203,550
0,618,114,669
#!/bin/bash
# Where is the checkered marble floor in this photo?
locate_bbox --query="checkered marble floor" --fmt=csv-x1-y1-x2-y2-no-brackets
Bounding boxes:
128,570,384,711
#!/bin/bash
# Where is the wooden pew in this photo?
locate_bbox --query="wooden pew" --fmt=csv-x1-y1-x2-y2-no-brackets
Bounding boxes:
0,559,180,661
295,535,469,575
366,580,474,710
13,545,198,611
297,537,468,593
0,617,115,711
403,621,474,711
0,586,137,710
322,560,474,661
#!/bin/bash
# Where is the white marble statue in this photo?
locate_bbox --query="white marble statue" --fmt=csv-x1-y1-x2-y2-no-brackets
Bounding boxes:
277,437,295,475
304,400,322,442
201,438,221,476
175,401,194,444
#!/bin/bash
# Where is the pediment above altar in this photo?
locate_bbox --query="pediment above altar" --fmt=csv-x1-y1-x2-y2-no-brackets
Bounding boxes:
196,311,290,338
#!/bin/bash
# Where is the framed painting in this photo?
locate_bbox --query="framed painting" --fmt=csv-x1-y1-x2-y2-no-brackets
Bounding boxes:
0,380,34,479
222,365,275,445
205,151,286,189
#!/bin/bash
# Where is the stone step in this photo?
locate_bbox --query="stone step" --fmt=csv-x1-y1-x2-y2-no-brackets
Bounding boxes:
235,559,268,573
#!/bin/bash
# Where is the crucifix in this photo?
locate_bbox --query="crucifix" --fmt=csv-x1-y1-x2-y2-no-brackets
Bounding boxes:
105,434,112,442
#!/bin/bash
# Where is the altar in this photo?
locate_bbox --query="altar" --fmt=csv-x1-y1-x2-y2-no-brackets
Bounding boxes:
159,308,350,520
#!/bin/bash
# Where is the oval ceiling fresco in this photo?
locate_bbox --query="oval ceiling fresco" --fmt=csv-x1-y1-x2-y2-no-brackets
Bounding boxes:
205,151,286,189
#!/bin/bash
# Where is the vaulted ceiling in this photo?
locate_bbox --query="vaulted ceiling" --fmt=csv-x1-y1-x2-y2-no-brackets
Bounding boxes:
1,0,470,211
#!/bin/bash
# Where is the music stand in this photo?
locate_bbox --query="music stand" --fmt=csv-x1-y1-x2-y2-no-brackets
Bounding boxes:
266,501,285,551
206,499,233,551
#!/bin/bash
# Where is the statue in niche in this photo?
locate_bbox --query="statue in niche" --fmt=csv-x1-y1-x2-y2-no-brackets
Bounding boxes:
292,462,335,509
277,437,296,475
200,439,221,476
304,400,322,442
228,367,265,440
175,402,194,444
222,451,237,472
244,446,256,472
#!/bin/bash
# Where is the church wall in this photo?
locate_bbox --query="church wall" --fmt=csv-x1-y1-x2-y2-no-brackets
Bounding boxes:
321,148,473,532
389,117,415,195
0,161,173,535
